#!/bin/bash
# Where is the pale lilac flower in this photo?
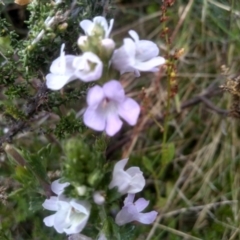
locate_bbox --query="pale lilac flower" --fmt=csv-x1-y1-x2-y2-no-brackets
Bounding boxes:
46,44,77,90
109,158,145,195
83,80,140,136
80,16,114,38
111,30,165,77
115,194,158,226
42,180,91,235
72,52,103,82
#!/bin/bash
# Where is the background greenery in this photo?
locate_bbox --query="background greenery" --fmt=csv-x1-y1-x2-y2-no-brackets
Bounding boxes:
1,0,240,239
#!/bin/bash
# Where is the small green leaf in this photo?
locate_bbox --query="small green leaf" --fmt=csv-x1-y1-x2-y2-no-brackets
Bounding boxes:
142,156,154,173
161,142,175,164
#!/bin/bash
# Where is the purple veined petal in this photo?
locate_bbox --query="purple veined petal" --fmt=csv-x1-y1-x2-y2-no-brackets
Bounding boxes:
102,80,125,102
43,214,55,227
42,196,59,211
115,203,139,226
51,179,70,195
109,170,131,194
86,85,105,108
83,108,106,131
135,40,159,61
137,211,158,224
134,198,149,212
135,57,166,71
118,97,140,125
106,19,114,38
80,20,93,35
128,30,140,43
124,193,135,205
105,112,123,136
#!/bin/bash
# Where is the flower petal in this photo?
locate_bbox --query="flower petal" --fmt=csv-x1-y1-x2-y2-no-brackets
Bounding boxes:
51,179,70,195
125,167,145,194
93,16,108,33
70,200,90,215
83,108,106,131
43,214,55,227
137,211,158,224
111,38,136,74
124,193,135,205
113,158,128,172
135,40,159,61
134,198,149,212
115,204,138,226
118,98,140,125
128,30,139,43
86,85,104,108
42,196,58,211
135,57,165,71
109,169,131,194
73,52,103,82
53,204,71,233
103,80,125,102
80,20,93,35
105,113,123,136
46,73,74,90
106,19,114,38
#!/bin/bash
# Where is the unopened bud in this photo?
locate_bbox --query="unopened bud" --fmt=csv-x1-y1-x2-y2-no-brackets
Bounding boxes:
93,191,105,205
58,23,68,32
76,185,87,196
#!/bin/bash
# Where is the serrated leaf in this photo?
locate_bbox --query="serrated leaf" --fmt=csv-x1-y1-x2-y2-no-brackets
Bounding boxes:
22,149,49,184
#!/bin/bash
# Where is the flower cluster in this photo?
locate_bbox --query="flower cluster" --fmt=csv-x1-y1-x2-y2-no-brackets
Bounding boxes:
109,158,157,226
46,16,165,136
43,159,157,235
42,180,90,234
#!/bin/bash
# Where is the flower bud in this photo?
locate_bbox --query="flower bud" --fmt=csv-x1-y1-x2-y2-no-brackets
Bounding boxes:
100,38,115,60
93,191,105,205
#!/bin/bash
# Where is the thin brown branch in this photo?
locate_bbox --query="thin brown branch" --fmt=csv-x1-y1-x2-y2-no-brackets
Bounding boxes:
0,83,48,146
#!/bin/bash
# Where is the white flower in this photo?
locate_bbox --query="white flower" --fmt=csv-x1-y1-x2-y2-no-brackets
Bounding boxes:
42,180,91,235
46,44,77,90
109,158,145,195
111,30,165,77
83,80,140,136
80,16,114,38
73,52,103,82
115,194,158,226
